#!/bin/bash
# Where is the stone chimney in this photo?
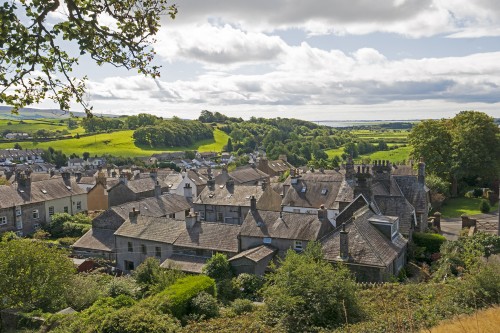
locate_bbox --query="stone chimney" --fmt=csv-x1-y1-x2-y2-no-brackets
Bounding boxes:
317,204,327,222
129,207,140,223
279,205,284,219
75,172,82,183
339,223,349,261
183,183,193,200
226,178,234,189
49,169,55,177
418,158,425,185
185,212,198,229
261,180,267,191
154,180,162,197
61,171,71,182
150,168,158,181
250,195,257,211
345,155,355,181
119,173,128,185
354,165,372,201
207,166,212,178
96,170,107,186
372,160,391,189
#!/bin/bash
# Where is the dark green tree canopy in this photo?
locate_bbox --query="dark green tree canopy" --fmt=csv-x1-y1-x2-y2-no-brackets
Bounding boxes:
0,0,177,115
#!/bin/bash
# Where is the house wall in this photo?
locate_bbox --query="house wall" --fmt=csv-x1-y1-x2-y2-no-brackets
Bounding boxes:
241,236,304,257
0,202,46,236
72,247,113,260
87,183,108,211
115,236,174,272
193,204,248,225
108,183,136,207
175,177,199,198
44,193,87,222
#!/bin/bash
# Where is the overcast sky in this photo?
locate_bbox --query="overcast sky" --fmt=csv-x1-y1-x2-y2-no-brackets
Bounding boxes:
43,0,500,120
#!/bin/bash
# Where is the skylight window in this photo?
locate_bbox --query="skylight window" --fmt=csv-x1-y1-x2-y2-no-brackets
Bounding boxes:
301,187,307,193
321,188,328,195
41,189,47,194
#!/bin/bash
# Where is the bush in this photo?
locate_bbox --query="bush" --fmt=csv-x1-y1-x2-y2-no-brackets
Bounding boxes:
65,273,112,311
473,188,484,198
149,275,216,319
413,232,446,255
190,292,220,319
106,277,138,298
203,253,233,281
100,305,180,333
58,237,79,247
479,199,491,213
234,273,264,301
230,298,254,315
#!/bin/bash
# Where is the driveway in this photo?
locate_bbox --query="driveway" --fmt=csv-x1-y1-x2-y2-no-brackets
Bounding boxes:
439,211,499,241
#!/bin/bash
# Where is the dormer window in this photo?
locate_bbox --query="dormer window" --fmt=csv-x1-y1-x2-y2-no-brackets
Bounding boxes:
301,187,307,193
321,188,328,195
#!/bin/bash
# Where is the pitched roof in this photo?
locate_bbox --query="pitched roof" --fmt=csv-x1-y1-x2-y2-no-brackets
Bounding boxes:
195,184,264,207
114,216,186,244
394,176,428,213
374,195,415,235
161,254,207,274
229,245,277,263
228,166,269,184
322,206,407,267
174,222,241,253
72,228,116,252
267,160,291,173
0,185,24,208
282,178,344,210
11,177,86,203
186,169,209,186
241,210,334,241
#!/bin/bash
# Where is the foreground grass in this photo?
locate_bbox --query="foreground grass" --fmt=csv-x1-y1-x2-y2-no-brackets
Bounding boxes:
426,306,500,333
0,129,229,157
437,197,499,218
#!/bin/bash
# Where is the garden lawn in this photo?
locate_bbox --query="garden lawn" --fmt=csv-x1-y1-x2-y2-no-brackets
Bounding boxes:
359,145,411,163
0,129,229,157
437,197,499,218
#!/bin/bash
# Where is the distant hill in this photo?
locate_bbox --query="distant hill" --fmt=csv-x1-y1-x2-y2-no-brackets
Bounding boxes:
0,106,116,120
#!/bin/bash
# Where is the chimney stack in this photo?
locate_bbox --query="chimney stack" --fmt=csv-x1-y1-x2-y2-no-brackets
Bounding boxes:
129,207,140,223
61,171,71,182
183,183,193,200
261,180,267,191
339,223,349,261
119,173,128,185
418,158,425,185
185,212,198,229
250,195,257,211
154,180,162,197
317,204,327,222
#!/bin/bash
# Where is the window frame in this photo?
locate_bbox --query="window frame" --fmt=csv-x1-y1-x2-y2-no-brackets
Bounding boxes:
294,240,303,251
0,216,7,225
32,209,39,219
141,244,147,255
76,201,82,210
127,241,133,253
155,246,161,258
48,206,54,216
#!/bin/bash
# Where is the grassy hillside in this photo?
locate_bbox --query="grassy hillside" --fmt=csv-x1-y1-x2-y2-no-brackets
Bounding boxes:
427,307,500,333
0,128,229,157
0,118,85,135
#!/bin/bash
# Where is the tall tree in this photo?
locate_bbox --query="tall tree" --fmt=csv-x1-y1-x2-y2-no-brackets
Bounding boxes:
0,236,75,311
0,0,177,115
409,111,500,196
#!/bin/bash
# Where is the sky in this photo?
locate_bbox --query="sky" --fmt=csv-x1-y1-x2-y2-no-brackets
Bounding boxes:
34,1,500,120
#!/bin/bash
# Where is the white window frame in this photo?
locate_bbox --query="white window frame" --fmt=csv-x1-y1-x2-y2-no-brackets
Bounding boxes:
48,206,54,216
76,201,82,210
32,210,39,219
0,216,7,225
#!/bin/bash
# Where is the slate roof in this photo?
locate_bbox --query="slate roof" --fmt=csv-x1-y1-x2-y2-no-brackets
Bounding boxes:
174,222,241,253
161,255,207,274
267,160,291,173
114,216,186,244
374,195,415,236
195,184,264,207
10,177,86,204
0,185,24,208
228,166,269,184
241,210,334,241
186,169,209,186
394,176,428,213
282,179,344,210
322,206,407,268
229,245,277,263
72,228,116,252
92,193,191,229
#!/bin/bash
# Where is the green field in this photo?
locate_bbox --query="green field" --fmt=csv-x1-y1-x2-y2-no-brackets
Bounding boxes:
436,197,499,218
0,118,85,135
0,128,230,157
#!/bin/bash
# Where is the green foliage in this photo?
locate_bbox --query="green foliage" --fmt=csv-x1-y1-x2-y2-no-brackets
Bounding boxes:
45,213,91,238
433,232,500,280
234,273,265,301
426,174,451,196
149,275,217,319
190,292,220,320
230,299,255,315
226,138,233,152
106,277,138,298
203,253,234,281
461,261,500,307
41,147,67,168
413,232,446,255
261,242,361,332
133,257,184,296
1,0,177,114
479,199,491,213
0,238,75,311
133,119,213,148
64,273,113,311
99,305,180,333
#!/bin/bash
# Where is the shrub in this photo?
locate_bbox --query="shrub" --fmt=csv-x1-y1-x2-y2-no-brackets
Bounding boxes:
230,298,254,315
149,275,216,319
203,253,234,281
190,292,220,319
413,232,446,255
58,237,79,247
234,273,264,301
65,273,112,311
62,222,91,237
106,277,138,298
100,305,180,333
479,199,491,213
473,188,484,198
